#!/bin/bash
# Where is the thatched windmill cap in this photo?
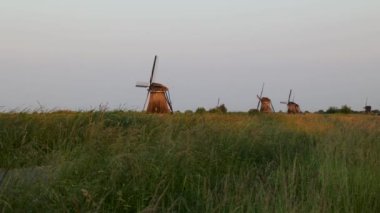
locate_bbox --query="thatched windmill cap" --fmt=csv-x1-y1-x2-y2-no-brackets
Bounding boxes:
150,83,168,91
261,97,271,102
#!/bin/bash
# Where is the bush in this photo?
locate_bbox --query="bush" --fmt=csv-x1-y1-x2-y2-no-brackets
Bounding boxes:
326,107,339,114
340,105,352,114
195,107,206,114
326,105,353,114
248,109,259,115
209,104,227,114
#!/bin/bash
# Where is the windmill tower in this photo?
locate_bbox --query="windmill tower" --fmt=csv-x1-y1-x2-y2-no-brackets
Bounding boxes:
281,89,301,114
136,55,173,113
364,98,371,113
256,83,275,113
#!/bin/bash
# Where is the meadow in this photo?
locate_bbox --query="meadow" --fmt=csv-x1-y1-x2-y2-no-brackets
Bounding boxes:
0,111,379,212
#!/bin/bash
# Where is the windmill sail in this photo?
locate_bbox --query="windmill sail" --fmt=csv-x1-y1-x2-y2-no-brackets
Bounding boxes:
150,55,158,85
136,82,150,88
257,83,265,110
271,102,275,112
288,89,292,103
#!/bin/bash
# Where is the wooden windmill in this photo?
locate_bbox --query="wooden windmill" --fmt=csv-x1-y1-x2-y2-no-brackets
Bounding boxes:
280,89,301,114
136,55,173,113
364,98,371,113
256,83,275,113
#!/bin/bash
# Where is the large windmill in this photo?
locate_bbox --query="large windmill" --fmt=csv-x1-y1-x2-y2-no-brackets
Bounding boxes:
280,89,301,114
136,55,173,113
364,98,371,113
256,83,275,113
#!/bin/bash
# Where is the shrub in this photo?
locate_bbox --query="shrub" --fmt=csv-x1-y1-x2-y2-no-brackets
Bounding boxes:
326,105,354,114
209,104,227,114
326,107,339,114
195,107,206,114
248,109,259,115
340,105,352,114
184,110,193,114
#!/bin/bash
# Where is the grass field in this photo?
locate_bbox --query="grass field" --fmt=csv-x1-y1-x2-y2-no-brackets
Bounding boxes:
0,111,379,212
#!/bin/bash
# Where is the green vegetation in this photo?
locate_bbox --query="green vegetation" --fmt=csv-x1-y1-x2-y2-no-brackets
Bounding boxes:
209,104,228,114
0,111,379,212
248,108,260,115
325,105,356,114
195,107,206,114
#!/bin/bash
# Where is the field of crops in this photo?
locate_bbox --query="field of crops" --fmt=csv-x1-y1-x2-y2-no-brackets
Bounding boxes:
0,111,379,212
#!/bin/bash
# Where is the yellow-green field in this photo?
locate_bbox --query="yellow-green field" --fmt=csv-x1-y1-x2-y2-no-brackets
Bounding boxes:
0,111,379,212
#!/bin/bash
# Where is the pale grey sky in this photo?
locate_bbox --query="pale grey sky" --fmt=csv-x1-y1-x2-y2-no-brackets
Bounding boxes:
1,0,379,112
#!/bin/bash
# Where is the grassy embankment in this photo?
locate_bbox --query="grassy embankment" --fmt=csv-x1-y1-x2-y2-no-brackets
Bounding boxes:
0,111,379,212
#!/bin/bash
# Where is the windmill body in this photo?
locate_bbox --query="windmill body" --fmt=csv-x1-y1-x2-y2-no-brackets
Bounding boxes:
146,83,171,113
136,56,173,114
287,102,301,114
257,96,274,113
281,90,301,114
364,98,371,113
364,106,372,113
256,84,275,113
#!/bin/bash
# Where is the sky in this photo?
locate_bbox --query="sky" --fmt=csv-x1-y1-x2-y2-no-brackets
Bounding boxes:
0,0,379,112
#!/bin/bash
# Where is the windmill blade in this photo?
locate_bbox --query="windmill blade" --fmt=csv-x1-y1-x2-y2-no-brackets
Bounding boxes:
259,83,265,98
256,83,265,109
149,55,158,85
256,95,262,110
365,98,368,106
256,99,261,110
280,101,288,104
142,91,150,111
136,82,149,88
271,102,275,113
166,91,174,113
288,89,292,103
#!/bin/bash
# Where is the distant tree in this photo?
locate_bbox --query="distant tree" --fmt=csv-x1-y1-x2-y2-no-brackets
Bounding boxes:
326,105,353,114
209,104,227,114
340,105,352,114
184,110,193,114
326,106,339,114
317,110,325,114
195,107,206,114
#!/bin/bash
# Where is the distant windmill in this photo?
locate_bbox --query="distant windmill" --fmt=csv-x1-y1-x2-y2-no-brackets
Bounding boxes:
136,55,173,113
280,89,301,114
256,83,275,113
364,98,371,113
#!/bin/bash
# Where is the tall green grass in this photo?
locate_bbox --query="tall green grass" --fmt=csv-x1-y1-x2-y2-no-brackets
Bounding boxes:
0,112,379,212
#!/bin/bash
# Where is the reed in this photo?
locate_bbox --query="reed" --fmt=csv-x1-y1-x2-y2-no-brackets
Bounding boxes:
0,112,379,212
